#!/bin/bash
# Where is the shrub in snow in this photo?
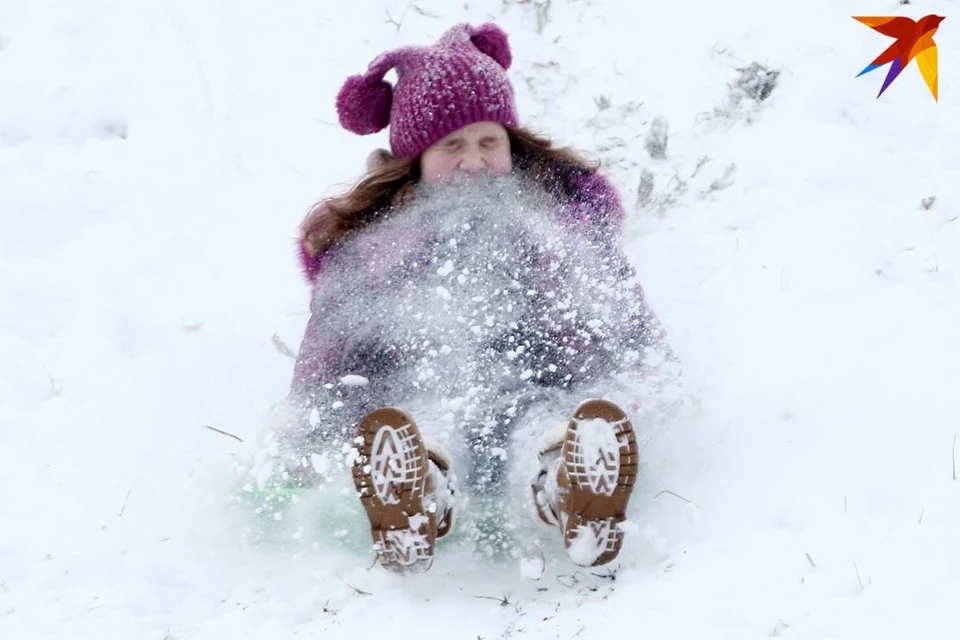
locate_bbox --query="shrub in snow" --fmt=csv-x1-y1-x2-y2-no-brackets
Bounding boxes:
636,168,655,208
644,116,668,159
503,0,554,34
699,60,780,128
731,61,779,103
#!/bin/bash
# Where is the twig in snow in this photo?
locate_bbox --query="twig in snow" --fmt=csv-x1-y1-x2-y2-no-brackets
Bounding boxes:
272,333,297,360
474,594,521,613
204,425,244,443
854,561,865,591
655,489,694,504
918,509,924,524
385,0,416,32
594,94,612,111
322,599,340,622
41,364,62,398
556,572,585,588
690,155,711,178
703,162,736,195
506,0,553,34
590,568,617,581
411,5,440,18
118,490,132,517
336,572,372,596
805,552,816,568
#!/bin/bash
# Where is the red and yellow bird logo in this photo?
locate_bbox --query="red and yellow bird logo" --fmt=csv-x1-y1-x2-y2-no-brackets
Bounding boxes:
853,14,945,101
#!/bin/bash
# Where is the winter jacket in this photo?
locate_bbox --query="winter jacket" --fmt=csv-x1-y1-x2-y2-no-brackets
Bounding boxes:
282,162,671,465
297,166,624,284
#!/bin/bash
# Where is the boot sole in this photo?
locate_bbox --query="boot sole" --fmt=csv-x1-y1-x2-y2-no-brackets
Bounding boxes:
351,407,437,573
559,399,638,566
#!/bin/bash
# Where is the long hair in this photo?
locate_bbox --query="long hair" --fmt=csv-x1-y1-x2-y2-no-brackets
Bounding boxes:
299,126,603,258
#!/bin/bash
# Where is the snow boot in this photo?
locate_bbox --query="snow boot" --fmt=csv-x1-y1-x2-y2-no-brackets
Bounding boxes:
530,398,639,567
351,406,457,574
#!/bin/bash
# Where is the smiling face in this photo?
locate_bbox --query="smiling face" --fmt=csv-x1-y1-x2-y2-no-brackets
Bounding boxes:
418,121,513,184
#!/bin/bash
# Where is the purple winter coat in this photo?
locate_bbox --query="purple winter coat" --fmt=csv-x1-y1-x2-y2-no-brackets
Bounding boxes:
282,162,670,484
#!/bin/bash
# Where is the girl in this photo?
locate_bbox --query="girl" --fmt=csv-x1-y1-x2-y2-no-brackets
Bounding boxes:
277,22,678,574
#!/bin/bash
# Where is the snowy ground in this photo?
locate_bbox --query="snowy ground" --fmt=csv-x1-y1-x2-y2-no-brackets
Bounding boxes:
3,0,960,638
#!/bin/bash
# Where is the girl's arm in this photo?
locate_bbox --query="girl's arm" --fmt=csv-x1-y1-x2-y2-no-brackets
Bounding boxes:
554,167,626,247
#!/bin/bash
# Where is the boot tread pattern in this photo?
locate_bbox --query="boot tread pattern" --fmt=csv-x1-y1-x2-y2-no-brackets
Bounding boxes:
352,407,437,574
559,399,638,567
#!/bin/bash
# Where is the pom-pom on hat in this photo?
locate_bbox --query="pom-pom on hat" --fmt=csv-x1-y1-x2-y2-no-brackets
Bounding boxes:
335,22,519,159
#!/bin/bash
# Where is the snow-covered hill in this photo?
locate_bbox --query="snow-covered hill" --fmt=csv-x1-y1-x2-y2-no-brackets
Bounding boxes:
2,0,959,637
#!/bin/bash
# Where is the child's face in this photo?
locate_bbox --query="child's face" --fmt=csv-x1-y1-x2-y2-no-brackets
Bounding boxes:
419,121,512,184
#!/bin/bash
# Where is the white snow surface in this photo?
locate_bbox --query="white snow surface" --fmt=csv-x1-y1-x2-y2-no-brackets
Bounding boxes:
3,0,960,638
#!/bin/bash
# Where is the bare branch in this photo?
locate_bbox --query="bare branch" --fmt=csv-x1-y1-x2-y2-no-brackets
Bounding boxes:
474,594,521,613
204,425,244,443
385,0,416,32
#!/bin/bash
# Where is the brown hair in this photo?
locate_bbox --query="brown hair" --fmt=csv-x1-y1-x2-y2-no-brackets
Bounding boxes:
300,126,601,258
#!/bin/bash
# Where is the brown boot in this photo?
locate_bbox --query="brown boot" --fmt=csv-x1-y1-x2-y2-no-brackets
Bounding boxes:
530,399,639,567
423,437,458,540
351,407,457,574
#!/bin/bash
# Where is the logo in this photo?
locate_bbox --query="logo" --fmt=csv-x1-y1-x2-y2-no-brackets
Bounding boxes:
853,15,945,101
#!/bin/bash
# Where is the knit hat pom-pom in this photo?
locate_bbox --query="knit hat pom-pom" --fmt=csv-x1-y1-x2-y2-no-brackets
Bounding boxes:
470,23,512,70
336,74,393,135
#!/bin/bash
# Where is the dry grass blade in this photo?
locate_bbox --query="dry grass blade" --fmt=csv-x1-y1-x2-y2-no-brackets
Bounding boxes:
655,489,694,504
474,594,520,613
118,489,132,517
271,333,297,360
204,424,244,443
854,561,865,591
337,573,372,596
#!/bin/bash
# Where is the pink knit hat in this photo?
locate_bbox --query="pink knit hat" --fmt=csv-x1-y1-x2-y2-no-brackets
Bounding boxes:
335,22,519,159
